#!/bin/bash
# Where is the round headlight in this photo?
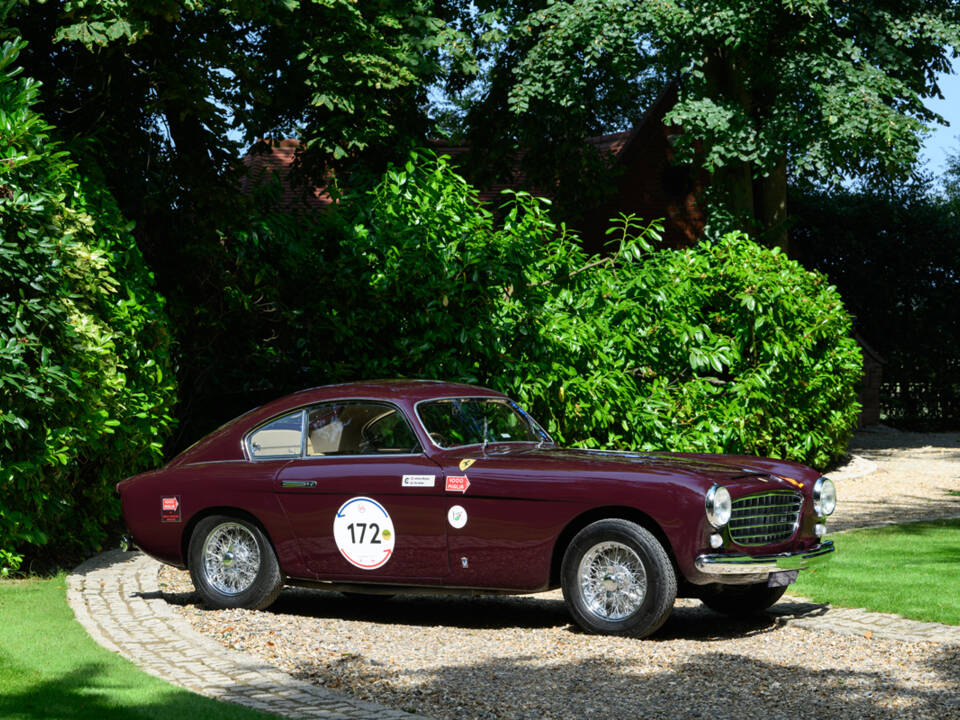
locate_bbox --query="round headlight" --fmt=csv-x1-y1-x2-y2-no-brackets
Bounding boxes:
705,484,732,528
814,476,837,517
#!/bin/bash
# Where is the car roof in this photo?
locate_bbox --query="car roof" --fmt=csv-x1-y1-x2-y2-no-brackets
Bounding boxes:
276,379,506,406
167,379,508,466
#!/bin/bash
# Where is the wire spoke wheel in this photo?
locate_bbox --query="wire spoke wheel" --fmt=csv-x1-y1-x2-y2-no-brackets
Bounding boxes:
562,519,675,637
577,540,648,621
201,522,261,596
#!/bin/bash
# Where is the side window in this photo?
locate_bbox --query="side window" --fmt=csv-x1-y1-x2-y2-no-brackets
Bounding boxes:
248,410,304,459
306,402,420,456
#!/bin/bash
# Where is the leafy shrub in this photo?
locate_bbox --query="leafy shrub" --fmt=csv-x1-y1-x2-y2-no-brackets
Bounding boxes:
600,232,863,468
318,151,861,469
0,40,177,574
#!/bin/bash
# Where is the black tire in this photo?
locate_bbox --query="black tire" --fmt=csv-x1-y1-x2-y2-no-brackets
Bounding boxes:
699,583,787,616
561,519,676,638
188,515,284,610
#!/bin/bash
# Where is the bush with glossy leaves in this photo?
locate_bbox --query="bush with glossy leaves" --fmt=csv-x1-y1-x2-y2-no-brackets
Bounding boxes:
0,40,177,574
324,151,861,470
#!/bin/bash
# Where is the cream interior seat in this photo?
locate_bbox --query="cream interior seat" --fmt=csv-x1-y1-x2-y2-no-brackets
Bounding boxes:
309,419,343,455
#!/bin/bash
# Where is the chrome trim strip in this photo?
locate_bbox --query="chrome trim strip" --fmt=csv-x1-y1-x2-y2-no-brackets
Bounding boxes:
694,539,835,577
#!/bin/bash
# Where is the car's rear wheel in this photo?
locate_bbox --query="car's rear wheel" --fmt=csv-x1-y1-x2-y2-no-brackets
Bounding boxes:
698,583,787,616
561,519,676,638
188,515,283,610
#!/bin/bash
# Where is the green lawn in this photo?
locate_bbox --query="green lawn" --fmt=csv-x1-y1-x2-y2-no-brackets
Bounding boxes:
0,574,276,720
792,518,960,625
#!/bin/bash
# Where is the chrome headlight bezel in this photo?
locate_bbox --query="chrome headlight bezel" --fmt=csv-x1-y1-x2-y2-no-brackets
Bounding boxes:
705,484,732,528
813,476,837,517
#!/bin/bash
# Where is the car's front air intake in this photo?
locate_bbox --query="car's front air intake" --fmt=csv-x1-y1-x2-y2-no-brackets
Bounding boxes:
729,491,802,546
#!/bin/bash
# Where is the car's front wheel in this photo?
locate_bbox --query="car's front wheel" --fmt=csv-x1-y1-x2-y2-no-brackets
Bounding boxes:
188,515,284,610
698,583,787,616
561,519,676,638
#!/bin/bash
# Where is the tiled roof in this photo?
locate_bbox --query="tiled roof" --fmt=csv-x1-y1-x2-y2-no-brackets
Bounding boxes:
241,138,333,212
241,131,635,211
586,130,632,156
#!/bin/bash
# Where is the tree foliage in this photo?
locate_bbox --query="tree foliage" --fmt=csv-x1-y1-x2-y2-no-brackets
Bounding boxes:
943,135,960,204
0,40,177,574
449,0,960,248
1,0,473,443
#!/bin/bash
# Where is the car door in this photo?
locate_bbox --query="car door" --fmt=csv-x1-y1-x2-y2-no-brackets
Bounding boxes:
274,400,448,583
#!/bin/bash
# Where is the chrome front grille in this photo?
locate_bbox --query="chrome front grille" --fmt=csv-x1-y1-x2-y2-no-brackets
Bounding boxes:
729,491,802,546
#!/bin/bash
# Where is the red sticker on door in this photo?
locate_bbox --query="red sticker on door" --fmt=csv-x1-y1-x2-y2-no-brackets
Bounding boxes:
161,496,181,523
445,475,470,493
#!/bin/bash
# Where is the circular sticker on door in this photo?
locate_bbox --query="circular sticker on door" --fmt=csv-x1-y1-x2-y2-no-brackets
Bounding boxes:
447,504,468,529
333,497,395,570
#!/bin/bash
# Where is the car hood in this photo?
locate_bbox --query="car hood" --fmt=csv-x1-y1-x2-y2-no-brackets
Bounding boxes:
461,445,817,491
548,448,796,479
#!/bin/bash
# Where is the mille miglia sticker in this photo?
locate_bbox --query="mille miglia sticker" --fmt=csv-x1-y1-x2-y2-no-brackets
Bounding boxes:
402,474,436,488
161,496,181,523
445,475,470,493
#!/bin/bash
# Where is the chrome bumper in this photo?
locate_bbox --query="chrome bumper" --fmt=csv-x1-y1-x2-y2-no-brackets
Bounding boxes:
694,539,835,579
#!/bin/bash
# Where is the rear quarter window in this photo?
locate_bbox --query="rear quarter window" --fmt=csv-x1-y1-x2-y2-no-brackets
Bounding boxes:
248,410,304,458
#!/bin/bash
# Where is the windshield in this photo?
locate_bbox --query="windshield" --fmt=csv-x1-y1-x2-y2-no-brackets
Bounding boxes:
417,398,552,449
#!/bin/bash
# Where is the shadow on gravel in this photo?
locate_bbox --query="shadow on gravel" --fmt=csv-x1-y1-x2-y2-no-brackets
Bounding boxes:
291,645,959,720
169,586,827,642
161,577,832,641
927,645,960,692
851,429,960,454
266,590,573,631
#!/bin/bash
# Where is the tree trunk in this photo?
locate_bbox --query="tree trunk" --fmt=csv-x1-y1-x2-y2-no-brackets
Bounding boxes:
702,51,792,254
753,155,789,254
702,51,759,236
714,160,755,231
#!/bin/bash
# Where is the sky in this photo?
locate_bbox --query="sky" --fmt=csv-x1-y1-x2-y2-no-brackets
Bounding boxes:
919,58,960,178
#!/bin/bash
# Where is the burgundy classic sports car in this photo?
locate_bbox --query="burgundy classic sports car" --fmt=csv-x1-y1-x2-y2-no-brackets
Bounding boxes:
118,380,836,638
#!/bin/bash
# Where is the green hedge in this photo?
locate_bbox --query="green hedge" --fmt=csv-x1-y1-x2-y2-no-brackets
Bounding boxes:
319,151,861,469
793,185,960,429
0,40,177,574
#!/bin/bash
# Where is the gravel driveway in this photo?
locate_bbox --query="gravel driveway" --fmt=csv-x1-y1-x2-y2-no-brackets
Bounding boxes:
158,429,960,720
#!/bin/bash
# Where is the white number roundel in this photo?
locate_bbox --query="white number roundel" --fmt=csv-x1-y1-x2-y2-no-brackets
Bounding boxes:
333,497,395,570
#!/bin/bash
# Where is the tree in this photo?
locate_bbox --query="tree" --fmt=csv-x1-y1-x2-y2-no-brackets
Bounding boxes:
0,39,177,573
2,0,470,442
458,0,960,252
944,135,960,203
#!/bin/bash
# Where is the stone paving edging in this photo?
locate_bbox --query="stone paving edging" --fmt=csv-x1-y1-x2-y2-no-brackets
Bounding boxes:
66,550,429,720
774,596,960,645
67,549,960,720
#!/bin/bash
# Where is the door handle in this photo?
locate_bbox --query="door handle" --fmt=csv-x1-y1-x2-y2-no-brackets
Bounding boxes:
281,479,317,488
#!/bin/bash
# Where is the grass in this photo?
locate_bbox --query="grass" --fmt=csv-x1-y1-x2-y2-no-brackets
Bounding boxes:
0,574,276,720
792,518,960,625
